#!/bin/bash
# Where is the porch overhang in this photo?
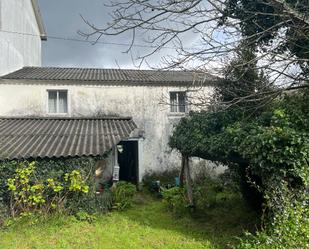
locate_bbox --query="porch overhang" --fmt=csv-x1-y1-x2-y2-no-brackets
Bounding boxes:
0,116,137,160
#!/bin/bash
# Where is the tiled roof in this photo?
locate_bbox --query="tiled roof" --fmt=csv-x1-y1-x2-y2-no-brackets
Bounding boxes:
0,67,216,85
0,117,137,160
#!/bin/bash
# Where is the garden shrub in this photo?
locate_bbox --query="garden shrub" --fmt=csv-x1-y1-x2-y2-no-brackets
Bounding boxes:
236,182,309,249
170,91,309,205
170,91,309,247
232,164,264,210
0,156,114,219
162,187,188,216
111,181,137,210
194,176,240,210
7,161,90,216
74,210,97,223
142,169,180,192
0,160,18,211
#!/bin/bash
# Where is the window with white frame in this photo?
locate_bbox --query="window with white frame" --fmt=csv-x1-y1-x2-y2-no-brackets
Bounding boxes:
170,91,186,113
48,90,68,114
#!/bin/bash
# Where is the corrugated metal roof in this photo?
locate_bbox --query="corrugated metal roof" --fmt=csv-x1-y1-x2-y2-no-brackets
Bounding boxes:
0,117,137,160
0,67,216,85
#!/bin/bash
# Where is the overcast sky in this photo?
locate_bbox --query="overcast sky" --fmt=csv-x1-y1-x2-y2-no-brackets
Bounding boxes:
38,0,188,69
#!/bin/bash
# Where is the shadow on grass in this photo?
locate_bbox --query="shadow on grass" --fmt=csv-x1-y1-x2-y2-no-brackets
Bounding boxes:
119,193,259,248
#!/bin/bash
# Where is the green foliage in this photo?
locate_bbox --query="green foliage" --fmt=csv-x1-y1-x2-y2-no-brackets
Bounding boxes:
216,45,271,112
74,211,97,223
221,0,309,74
194,176,241,210
170,91,309,189
169,110,239,159
2,211,42,228
64,170,89,193
142,169,180,192
0,156,115,219
112,181,137,210
170,91,309,246
0,160,18,208
222,0,282,45
162,187,189,216
1,158,139,223
7,161,91,216
236,183,309,249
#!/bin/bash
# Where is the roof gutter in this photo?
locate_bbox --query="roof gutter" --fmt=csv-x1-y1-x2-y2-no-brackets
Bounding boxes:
31,0,47,41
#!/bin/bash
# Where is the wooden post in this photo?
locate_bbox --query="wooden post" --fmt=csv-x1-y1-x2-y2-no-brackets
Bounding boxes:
183,154,194,207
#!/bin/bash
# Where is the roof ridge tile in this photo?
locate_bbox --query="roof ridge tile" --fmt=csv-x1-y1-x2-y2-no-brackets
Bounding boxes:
0,67,217,85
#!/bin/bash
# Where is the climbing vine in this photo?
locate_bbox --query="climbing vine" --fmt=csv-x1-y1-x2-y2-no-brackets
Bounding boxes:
170,91,309,189
0,156,108,217
7,161,91,216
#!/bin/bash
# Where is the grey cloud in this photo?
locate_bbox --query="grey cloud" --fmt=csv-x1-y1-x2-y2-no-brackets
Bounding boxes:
39,0,199,69
39,0,136,68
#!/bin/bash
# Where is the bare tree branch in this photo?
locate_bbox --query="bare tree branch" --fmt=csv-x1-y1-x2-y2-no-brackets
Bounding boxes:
79,0,309,110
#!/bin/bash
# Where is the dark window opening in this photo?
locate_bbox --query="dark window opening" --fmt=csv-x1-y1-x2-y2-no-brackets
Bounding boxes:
170,91,186,113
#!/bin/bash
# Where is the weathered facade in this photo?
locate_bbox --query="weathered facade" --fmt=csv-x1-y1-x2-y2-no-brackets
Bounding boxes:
0,0,46,76
0,1,223,182
0,67,217,181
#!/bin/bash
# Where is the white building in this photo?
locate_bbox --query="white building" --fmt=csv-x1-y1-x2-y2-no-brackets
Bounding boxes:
0,67,217,182
0,2,221,183
0,0,46,76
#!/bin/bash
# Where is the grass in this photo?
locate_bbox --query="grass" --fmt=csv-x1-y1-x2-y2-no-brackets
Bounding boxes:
0,194,258,249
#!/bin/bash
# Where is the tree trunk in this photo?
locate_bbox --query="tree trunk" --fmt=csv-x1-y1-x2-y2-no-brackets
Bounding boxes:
183,154,194,207
179,156,185,187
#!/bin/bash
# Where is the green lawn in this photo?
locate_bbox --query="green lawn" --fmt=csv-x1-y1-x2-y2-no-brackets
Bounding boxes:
0,194,258,249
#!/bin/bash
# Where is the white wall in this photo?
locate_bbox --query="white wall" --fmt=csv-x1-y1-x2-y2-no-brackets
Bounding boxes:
0,0,42,76
0,81,217,179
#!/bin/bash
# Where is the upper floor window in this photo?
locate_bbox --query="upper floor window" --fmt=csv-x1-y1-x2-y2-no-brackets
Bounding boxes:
48,90,68,114
170,91,186,113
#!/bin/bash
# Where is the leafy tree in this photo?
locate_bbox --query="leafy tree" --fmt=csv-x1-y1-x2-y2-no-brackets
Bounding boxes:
221,0,309,74
215,44,271,113
170,90,309,206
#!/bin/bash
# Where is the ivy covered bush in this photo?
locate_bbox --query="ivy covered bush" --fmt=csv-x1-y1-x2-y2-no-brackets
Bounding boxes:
7,161,91,217
162,172,248,218
111,181,137,210
236,183,309,249
0,156,113,219
162,187,188,216
170,91,309,199
169,90,309,248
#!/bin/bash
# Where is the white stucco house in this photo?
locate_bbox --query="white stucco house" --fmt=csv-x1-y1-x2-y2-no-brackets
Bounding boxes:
0,0,219,184
0,0,46,76
0,67,217,183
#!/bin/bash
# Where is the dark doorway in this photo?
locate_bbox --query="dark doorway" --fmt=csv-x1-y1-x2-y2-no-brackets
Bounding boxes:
118,140,139,184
